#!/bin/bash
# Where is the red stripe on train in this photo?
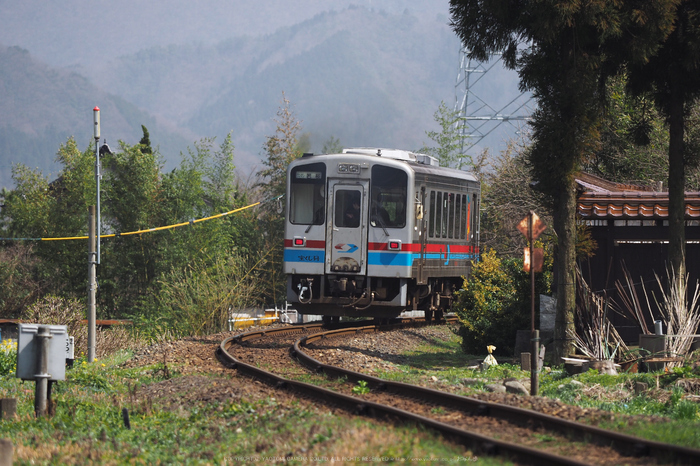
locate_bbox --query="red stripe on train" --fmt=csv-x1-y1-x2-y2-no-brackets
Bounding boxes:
283,239,326,248
367,242,476,253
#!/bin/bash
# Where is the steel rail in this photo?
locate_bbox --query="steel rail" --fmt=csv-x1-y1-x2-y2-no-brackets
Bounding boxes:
294,325,700,464
229,316,453,344
218,319,587,465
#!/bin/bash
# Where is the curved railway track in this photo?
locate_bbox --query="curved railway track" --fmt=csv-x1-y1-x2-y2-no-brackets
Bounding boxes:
217,318,700,465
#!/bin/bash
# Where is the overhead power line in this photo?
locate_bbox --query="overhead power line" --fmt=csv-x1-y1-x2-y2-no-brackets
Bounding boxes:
454,46,534,158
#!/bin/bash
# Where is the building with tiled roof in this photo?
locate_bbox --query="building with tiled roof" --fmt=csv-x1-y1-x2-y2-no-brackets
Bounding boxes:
576,172,700,342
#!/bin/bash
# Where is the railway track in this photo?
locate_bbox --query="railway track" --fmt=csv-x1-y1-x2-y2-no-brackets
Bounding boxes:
217,318,700,465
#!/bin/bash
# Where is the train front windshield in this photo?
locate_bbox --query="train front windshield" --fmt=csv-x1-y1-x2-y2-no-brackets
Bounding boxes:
289,162,326,225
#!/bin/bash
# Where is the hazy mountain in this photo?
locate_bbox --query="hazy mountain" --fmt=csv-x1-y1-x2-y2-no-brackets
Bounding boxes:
85,8,460,166
0,45,191,189
0,2,527,190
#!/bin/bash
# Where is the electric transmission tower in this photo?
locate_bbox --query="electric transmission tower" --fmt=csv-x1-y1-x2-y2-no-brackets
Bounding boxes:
454,47,533,159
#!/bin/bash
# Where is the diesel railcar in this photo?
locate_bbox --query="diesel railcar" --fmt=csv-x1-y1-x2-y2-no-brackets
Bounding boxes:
284,148,480,321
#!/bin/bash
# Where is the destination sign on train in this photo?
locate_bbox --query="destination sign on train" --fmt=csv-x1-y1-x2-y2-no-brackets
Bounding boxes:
295,171,323,179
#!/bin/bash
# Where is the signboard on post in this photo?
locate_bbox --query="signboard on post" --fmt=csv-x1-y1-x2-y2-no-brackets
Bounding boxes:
16,324,68,381
523,247,544,272
516,212,546,241
517,211,547,397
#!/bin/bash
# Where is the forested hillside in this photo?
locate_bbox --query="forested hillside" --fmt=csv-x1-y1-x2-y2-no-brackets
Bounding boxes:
0,6,465,189
0,46,190,190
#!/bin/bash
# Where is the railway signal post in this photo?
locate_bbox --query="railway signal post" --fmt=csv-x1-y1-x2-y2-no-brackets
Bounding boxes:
518,211,546,396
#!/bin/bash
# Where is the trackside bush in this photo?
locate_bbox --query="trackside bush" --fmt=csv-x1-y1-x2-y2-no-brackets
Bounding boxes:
455,249,551,356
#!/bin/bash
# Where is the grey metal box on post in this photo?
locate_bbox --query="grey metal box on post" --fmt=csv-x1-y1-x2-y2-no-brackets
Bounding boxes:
639,334,667,372
16,324,68,381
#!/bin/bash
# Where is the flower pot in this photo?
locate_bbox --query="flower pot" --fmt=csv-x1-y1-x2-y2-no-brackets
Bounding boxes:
617,359,638,373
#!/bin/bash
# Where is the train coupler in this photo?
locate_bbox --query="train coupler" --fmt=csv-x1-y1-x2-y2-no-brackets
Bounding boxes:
297,278,314,303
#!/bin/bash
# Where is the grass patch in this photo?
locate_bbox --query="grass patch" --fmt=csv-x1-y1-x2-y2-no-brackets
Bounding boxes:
6,323,700,462
0,344,498,464
369,326,700,449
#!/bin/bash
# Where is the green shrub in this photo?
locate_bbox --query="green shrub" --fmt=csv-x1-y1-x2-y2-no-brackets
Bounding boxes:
455,249,551,355
0,243,52,319
149,251,263,337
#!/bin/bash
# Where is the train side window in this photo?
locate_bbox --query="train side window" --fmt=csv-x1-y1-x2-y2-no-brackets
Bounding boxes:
447,193,454,239
290,163,326,225
461,194,467,240
471,193,479,240
436,192,443,237
370,165,408,228
429,191,436,237
455,194,462,239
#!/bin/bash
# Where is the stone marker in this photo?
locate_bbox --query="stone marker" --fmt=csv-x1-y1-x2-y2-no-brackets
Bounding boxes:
0,438,12,466
0,399,16,419
635,382,648,395
521,352,531,371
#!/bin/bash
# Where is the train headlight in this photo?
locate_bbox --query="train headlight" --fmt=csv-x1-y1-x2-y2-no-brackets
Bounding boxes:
337,163,360,174
388,240,401,251
293,237,306,247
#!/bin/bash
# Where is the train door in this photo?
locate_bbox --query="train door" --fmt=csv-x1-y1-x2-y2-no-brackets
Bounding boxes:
418,186,428,284
326,180,368,275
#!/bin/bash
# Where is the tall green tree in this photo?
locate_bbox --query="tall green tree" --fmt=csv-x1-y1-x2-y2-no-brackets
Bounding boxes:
100,136,164,314
1,138,96,298
257,93,302,201
449,0,671,359
322,136,343,154
419,101,471,169
622,2,700,286
139,125,153,155
588,76,670,185
256,93,303,306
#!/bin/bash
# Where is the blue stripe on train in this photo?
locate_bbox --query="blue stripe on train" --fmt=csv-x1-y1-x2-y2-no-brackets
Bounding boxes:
284,249,325,263
367,251,479,266
367,251,415,266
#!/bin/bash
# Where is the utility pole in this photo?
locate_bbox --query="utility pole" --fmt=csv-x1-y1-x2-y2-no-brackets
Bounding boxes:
88,206,96,363
88,105,101,363
93,107,101,265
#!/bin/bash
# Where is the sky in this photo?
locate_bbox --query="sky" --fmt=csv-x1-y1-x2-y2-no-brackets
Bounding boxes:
0,1,450,67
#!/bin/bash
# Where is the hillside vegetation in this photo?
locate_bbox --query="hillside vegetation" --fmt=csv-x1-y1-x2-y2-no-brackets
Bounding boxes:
0,46,190,190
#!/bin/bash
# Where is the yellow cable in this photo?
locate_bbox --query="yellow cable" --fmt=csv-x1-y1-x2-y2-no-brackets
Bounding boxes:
34,201,262,241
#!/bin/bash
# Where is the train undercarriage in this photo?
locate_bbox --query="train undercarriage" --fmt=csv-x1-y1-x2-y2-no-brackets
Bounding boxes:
288,274,460,321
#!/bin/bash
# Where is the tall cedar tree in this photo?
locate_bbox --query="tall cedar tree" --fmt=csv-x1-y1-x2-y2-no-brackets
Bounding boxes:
622,3,700,288
419,101,472,169
449,0,674,360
